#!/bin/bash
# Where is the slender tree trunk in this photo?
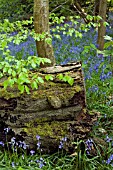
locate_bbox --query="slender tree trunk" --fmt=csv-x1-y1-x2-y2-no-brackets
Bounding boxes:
34,0,55,66
97,0,107,50
94,0,100,16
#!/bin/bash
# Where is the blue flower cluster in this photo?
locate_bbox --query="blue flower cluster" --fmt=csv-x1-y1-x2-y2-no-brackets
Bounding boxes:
106,154,113,166
85,138,94,155
59,137,67,149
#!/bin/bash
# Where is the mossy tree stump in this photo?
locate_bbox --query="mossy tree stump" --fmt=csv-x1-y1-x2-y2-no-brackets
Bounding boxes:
0,62,93,153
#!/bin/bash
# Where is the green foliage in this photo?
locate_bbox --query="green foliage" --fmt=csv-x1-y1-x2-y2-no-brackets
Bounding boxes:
57,73,74,86
0,52,51,94
0,13,102,94
0,18,78,94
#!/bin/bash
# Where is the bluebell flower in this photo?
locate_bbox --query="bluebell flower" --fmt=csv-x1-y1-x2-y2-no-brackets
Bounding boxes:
59,136,67,149
4,127,10,134
11,162,15,168
59,141,64,149
105,135,112,143
106,154,113,165
36,157,46,168
0,141,4,147
37,141,41,150
36,135,40,140
17,141,29,149
88,85,99,93
10,137,16,146
30,150,35,155
39,162,44,168
85,139,94,155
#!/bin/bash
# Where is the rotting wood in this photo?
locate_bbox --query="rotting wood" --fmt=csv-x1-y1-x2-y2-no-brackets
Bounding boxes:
0,62,97,153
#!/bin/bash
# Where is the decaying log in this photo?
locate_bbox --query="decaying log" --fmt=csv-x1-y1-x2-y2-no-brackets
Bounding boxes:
0,62,94,153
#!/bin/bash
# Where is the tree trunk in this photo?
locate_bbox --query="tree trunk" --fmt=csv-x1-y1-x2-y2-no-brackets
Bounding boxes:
34,0,55,66
0,62,94,153
94,0,100,16
97,0,107,50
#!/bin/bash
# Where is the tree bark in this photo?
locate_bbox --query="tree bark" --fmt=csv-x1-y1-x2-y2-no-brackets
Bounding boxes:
0,62,94,153
97,0,107,50
94,0,100,16
34,0,55,66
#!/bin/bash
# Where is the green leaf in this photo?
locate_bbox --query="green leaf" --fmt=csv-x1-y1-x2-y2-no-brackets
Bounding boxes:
37,77,44,84
54,35,61,39
90,43,96,49
3,80,9,89
57,73,63,80
104,41,113,49
25,85,30,94
3,67,8,73
104,35,112,41
9,78,15,87
1,41,7,48
12,70,16,77
45,75,53,81
8,68,12,75
22,68,27,73
31,62,36,68
31,81,38,89
18,84,25,93
0,73,3,78
68,77,74,86
62,75,68,82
